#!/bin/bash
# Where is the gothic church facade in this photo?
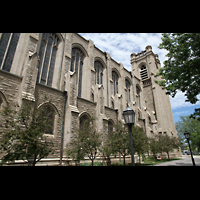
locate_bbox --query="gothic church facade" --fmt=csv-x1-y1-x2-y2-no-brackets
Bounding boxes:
0,33,181,163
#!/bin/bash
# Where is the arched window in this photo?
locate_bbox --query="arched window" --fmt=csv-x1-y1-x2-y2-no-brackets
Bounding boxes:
140,65,148,80
70,47,85,97
136,86,141,109
112,71,119,95
80,114,90,130
94,61,103,85
37,33,59,86
108,120,113,134
125,79,131,103
0,96,2,110
0,33,21,72
39,104,55,135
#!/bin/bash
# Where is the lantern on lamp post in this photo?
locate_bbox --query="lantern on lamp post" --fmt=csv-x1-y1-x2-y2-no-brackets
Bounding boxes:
122,103,135,166
184,132,196,166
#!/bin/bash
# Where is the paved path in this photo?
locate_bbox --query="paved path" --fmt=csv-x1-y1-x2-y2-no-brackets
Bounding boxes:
150,155,200,166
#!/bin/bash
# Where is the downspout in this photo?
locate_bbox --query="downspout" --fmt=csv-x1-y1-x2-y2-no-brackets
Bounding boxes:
60,90,67,166
58,33,66,90
104,52,109,107
142,119,147,136
131,74,135,102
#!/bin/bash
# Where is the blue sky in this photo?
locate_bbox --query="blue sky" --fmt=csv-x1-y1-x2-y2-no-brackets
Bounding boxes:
79,33,200,125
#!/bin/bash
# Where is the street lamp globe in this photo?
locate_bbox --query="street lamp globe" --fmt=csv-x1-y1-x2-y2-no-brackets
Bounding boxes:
122,105,135,125
184,132,190,140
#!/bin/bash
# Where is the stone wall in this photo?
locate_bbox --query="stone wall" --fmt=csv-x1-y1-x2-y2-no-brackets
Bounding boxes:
77,96,97,118
105,106,118,124
34,83,65,157
0,70,22,105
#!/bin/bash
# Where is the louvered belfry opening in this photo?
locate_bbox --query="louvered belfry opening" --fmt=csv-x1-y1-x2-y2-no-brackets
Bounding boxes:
140,65,148,80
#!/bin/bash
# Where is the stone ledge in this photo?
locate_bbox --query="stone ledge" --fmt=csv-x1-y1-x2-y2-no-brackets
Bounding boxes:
36,82,65,94
0,69,23,81
77,96,97,105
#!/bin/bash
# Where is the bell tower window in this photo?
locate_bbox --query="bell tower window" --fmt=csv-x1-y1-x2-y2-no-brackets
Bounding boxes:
140,65,148,80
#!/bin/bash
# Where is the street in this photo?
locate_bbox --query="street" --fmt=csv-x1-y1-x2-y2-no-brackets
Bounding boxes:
150,155,200,166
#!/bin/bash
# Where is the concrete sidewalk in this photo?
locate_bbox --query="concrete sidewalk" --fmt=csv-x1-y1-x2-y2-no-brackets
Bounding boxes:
150,155,200,166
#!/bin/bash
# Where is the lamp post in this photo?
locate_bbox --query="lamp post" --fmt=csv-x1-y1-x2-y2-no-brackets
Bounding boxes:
184,132,196,166
122,103,135,166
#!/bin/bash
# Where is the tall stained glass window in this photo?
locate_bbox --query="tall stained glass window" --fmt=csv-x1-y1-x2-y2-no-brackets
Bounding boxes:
94,61,103,85
0,33,21,72
125,79,131,103
37,33,59,86
70,47,85,97
112,71,119,96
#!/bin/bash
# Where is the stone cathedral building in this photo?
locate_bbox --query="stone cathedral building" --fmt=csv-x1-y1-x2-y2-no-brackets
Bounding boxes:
0,33,181,164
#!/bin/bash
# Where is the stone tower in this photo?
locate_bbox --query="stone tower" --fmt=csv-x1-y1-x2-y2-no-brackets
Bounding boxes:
130,45,179,141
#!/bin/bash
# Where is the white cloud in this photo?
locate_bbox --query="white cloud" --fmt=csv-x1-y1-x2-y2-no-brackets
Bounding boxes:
79,33,168,71
80,33,200,119
79,33,200,111
170,91,200,110
173,110,190,116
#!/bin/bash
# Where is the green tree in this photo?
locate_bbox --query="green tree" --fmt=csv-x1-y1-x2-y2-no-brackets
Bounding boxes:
161,134,178,159
148,136,159,159
65,128,85,166
81,118,102,166
155,33,200,119
101,129,114,166
65,117,102,166
176,115,200,152
132,126,148,163
112,121,130,166
148,134,180,160
0,100,54,166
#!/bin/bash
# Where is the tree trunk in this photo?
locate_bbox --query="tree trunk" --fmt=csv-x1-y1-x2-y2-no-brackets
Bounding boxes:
123,155,126,166
32,154,37,166
139,153,141,164
167,152,169,160
106,157,111,166
92,159,94,166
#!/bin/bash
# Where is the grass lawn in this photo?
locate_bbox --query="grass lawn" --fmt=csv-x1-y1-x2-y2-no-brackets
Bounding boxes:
69,156,181,166
111,156,181,166
80,162,103,166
